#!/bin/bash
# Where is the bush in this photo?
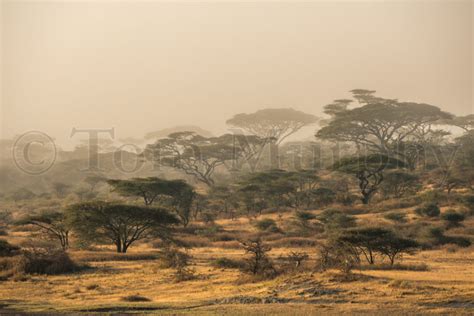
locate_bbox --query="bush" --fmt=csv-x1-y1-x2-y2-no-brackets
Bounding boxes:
195,225,221,237
463,195,474,214
383,211,407,223
419,226,472,248
20,248,81,275
359,263,429,271
159,246,195,282
212,257,244,269
441,210,465,229
200,212,216,225
1,248,83,278
0,239,20,257
415,203,440,217
316,239,359,275
269,237,317,248
318,209,356,231
279,251,309,271
254,218,280,233
240,238,277,278
121,295,151,302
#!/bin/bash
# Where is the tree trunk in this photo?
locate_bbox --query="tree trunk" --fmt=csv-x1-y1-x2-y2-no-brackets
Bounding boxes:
361,194,370,204
115,241,122,253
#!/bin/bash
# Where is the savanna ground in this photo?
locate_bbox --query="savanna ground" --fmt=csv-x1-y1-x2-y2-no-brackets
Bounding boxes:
1,208,473,315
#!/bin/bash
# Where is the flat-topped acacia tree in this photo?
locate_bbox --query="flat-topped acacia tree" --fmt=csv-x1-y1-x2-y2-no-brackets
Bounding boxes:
226,108,318,145
317,90,453,156
67,201,179,253
145,132,267,186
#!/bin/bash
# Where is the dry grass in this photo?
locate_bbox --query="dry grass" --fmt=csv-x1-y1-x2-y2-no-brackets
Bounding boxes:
0,211,473,315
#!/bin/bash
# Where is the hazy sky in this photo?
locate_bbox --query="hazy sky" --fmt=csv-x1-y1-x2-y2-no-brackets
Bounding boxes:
1,0,473,148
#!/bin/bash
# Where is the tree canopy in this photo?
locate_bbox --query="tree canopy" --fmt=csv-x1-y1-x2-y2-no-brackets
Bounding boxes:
67,201,179,253
227,108,318,145
145,132,251,186
317,90,453,156
333,154,406,204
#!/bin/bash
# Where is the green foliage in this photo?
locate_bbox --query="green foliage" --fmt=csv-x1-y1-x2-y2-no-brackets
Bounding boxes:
419,226,471,248
441,210,465,229
16,210,70,250
67,201,179,253
107,177,195,226
317,90,452,154
415,203,440,218
337,227,419,265
380,171,420,198
332,154,406,204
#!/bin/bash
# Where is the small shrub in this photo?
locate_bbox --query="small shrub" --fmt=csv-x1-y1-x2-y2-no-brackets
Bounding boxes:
85,284,100,290
211,233,236,242
441,210,465,229
201,212,216,225
0,239,20,257
254,218,280,233
415,203,440,218
19,248,81,275
383,211,407,223
316,239,359,275
121,295,151,302
269,237,316,248
195,225,221,237
419,226,471,248
159,246,195,282
463,195,474,214
359,263,429,271
240,238,277,278
212,257,244,269
318,209,356,231
280,251,309,270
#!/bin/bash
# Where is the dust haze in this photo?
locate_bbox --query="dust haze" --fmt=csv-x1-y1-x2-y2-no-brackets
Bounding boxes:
1,1,472,147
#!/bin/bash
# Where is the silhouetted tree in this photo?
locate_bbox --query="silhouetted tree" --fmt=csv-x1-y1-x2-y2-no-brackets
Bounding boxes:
227,108,318,145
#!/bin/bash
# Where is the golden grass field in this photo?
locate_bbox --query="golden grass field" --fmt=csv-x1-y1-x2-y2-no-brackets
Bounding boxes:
1,211,473,315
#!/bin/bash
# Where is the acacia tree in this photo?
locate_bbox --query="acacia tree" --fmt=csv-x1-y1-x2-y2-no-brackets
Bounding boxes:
380,170,420,198
107,177,195,226
338,227,419,265
338,227,393,265
145,132,243,186
17,210,70,250
444,114,474,132
316,90,453,157
227,108,318,145
333,154,406,204
208,185,238,218
67,202,179,253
